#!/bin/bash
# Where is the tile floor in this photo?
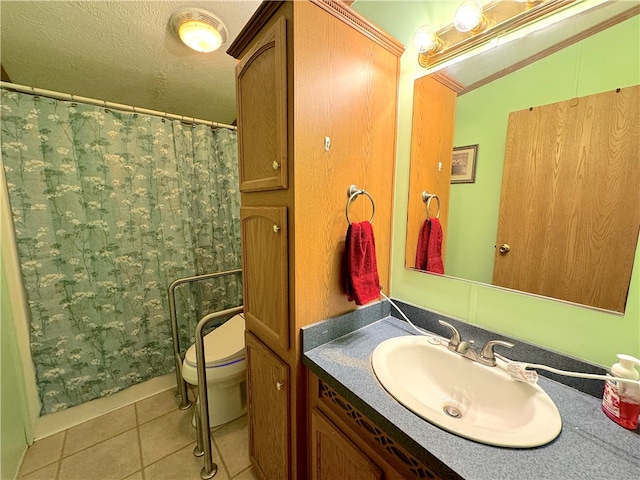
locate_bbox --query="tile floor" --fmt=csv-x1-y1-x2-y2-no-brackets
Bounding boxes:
17,389,257,480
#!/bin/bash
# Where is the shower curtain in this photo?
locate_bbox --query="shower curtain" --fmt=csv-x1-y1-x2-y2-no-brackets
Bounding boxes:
0,89,242,415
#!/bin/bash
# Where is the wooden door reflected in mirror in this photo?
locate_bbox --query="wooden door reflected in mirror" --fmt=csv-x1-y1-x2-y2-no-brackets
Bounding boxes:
493,86,640,313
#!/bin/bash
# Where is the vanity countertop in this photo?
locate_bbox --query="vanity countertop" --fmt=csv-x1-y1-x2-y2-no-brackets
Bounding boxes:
302,315,640,480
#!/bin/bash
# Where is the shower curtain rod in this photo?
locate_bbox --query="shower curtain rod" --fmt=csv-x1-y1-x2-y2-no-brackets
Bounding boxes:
0,81,237,130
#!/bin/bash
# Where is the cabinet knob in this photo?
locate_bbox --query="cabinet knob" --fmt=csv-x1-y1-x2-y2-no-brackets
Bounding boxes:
276,381,284,391
272,224,280,233
272,161,280,170
499,244,511,254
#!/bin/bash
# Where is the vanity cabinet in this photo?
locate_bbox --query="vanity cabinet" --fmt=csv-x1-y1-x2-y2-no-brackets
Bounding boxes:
309,373,444,480
310,409,383,480
228,1,402,477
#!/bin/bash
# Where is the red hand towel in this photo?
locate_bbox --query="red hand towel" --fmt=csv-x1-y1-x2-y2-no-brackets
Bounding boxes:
415,219,431,271
345,221,380,305
426,218,444,274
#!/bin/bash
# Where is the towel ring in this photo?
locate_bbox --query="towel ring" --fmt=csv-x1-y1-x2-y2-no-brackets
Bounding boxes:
346,185,375,225
422,191,440,219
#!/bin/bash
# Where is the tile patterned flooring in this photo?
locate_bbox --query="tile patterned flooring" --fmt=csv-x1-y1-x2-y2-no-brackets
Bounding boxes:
17,389,257,480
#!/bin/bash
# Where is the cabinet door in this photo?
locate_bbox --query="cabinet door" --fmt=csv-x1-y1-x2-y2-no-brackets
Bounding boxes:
240,206,289,350
311,409,384,480
236,16,288,192
246,332,290,480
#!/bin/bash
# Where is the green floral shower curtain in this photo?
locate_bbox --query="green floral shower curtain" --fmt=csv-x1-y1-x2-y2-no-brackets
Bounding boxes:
1,89,241,414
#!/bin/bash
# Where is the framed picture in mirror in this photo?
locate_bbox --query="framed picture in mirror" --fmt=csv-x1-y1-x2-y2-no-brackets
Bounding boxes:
451,144,478,184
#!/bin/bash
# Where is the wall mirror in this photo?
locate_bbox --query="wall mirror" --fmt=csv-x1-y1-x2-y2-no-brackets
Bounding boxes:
405,5,640,314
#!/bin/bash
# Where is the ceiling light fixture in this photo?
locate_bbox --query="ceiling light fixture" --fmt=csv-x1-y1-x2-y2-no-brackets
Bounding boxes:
417,0,575,69
170,8,228,53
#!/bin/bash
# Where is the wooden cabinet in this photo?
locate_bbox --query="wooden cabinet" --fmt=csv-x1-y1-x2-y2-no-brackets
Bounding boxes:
404,74,462,271
240,206,289,350
228,1,403,477
311,409,383,480
309,374,446,480
236,16,288,192
246,332,290,480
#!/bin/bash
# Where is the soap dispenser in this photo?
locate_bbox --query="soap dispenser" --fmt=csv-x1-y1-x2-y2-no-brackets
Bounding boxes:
601,354,640,430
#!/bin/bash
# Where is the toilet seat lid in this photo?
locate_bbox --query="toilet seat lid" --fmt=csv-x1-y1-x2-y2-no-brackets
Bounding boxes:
184,313,245,367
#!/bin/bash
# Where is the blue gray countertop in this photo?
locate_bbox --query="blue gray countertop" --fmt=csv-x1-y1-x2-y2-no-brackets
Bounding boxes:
301,302,640,480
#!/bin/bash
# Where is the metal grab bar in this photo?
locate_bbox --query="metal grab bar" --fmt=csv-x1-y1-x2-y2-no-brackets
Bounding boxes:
168,269,242,410
194,305,244,479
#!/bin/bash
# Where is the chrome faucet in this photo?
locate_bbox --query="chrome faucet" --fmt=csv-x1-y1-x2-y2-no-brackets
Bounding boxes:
438,320,514,367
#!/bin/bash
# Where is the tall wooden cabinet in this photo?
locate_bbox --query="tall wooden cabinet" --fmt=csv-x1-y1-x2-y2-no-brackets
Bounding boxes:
228,1,403,478
404,74,462,271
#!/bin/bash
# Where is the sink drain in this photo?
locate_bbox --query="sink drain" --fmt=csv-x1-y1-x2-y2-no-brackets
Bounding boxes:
443,405,462,418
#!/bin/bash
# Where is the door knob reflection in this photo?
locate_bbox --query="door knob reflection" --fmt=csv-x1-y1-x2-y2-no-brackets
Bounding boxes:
499,244,510,254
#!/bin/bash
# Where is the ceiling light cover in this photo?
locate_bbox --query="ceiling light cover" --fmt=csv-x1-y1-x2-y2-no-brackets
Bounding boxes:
171,8,228,53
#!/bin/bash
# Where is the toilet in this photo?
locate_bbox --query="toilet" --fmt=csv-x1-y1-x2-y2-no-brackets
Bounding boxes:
181,313,247,428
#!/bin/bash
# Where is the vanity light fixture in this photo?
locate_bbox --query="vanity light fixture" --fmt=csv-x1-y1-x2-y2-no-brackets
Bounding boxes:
417,0,575,69
170,8,228,53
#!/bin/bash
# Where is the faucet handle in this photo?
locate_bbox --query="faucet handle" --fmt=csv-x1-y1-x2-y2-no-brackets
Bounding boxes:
480,340,514,366
438,320,461,350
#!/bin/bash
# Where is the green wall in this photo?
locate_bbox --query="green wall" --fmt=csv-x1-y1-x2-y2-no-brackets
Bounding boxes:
1,264,29,479
353,1,640,366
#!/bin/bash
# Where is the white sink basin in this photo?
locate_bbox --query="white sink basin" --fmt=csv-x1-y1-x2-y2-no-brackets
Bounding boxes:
371,335,562,448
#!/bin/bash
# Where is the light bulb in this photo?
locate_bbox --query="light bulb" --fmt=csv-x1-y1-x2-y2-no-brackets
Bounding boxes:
413,25,443,54
414,25,436,53
453,1,486,33
178,20,223,53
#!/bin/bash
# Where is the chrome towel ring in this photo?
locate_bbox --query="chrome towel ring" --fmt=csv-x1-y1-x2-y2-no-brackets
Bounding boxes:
422,191,440,219
346,184,375,225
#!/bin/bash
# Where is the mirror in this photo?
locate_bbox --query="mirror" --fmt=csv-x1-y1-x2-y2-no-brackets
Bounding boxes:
406,10,640,313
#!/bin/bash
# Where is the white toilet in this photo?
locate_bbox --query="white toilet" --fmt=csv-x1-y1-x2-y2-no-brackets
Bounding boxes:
181,313,247,428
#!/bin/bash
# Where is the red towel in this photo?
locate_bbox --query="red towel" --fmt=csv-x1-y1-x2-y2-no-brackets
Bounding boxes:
427,218,444,274
345,221,380,305
415,218,444,274
415,219,431,271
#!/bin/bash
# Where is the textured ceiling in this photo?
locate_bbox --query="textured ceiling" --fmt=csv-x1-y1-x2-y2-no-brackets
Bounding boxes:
3,1,636,125
0,1,262,124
